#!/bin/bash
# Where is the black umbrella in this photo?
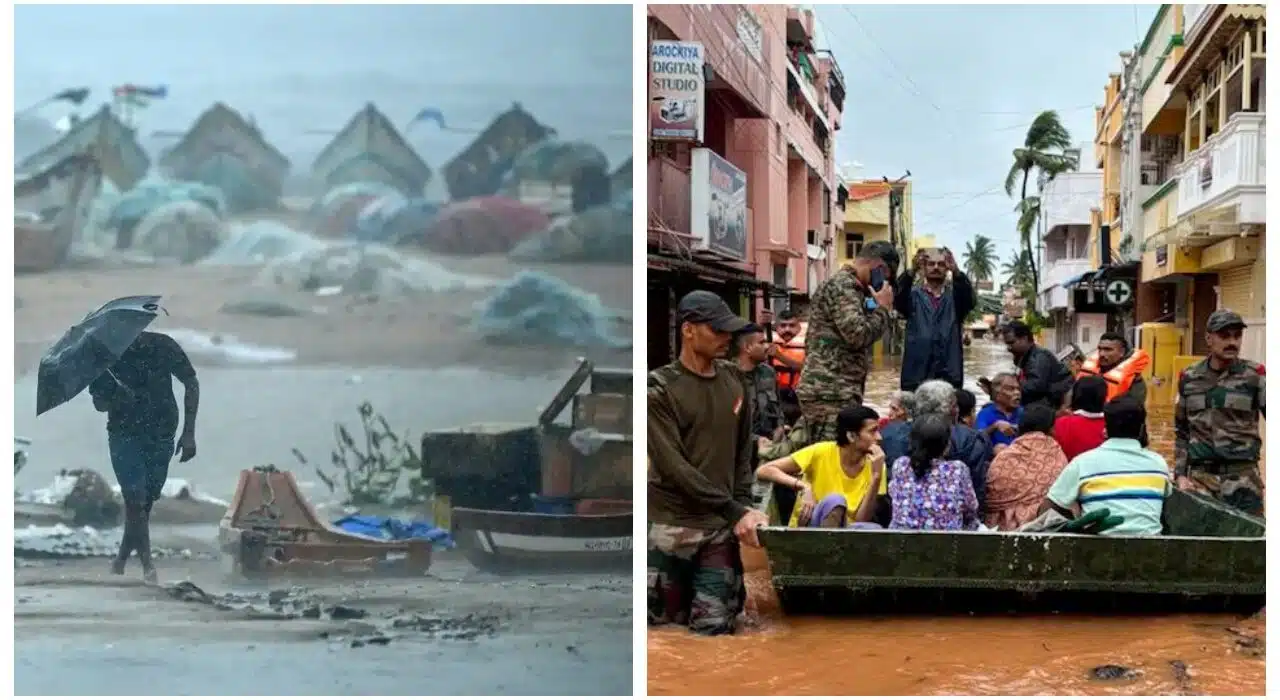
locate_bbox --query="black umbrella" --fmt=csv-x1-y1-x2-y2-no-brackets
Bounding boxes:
36,295,163,416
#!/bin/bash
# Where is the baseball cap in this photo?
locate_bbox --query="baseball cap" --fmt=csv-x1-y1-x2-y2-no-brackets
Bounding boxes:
1206,309,1247,333
676,290,749,334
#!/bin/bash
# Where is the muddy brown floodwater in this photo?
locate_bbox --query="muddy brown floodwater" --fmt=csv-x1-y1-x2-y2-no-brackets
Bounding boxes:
648,338,1266,696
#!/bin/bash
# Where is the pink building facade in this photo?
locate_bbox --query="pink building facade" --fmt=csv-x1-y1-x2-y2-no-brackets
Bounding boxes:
647,5,846,365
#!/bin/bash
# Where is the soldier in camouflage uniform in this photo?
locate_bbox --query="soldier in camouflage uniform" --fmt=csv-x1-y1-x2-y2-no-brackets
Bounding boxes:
794,240,899,443
1175,309,1266,516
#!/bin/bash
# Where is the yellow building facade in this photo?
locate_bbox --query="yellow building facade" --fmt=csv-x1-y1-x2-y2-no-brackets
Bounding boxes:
1132,4,1267,406
839,179,914,268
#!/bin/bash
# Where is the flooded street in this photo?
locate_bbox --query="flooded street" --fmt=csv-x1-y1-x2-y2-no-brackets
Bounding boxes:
648,337,1264,696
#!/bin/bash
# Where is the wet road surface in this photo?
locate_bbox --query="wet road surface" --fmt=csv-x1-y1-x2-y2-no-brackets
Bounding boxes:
648,338,1264,696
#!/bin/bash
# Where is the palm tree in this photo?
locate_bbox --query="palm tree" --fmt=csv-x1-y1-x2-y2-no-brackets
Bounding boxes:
1004,111,1078,308
962,235,997,283
1002,249,1034,291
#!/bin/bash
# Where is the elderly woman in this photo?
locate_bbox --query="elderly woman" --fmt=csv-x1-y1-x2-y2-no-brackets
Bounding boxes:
879,390,916,429
888,414,980,531
881,379,993,510
983,403,1069,531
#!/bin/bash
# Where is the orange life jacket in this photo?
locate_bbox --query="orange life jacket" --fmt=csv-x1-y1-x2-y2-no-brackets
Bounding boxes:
1077,349,1151,403
770,339,806,391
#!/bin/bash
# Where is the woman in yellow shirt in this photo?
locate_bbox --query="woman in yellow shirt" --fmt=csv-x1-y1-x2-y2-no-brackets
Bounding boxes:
756,405,887,528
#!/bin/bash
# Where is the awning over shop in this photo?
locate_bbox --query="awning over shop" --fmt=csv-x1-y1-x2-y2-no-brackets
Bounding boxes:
1062,271,1098,288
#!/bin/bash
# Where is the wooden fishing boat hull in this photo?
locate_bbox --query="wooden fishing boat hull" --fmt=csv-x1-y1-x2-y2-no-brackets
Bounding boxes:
18,105,149,190
158,102,290,213
450,507,631,574
311,103,432,196
15,153,102,273
758,490,1265,614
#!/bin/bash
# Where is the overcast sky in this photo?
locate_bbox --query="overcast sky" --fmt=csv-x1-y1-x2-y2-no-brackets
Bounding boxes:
814,4,1154,264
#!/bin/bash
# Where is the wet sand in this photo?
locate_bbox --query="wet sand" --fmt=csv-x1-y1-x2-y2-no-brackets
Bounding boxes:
648,339,1265,696
17,557,631,695
15,257,634,695
15,255,632,377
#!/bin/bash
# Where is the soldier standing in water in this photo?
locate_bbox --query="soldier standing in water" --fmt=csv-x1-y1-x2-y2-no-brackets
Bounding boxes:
794,241,898,442
1175,309,1266,516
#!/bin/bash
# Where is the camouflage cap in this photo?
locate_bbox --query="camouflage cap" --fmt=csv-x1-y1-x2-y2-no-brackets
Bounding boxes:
1206,309,1247,333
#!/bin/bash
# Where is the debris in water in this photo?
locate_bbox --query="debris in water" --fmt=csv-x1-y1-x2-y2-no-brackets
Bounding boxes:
472,271,628,349
1089,664,1141,681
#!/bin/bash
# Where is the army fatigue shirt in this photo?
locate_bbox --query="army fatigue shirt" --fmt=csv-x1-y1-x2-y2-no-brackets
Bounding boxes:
794,267,892,415
742,363,782,438
1174,358,1266,476
647,360,755,530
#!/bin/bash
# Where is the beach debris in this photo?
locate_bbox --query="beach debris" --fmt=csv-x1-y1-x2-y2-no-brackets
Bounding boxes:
294,401,430,507
473,271,629,349
13,523,201,560
1169,660,1192,692
159,580,502,642
259,242,492,300
1089,664,1142,681
219,297,312,318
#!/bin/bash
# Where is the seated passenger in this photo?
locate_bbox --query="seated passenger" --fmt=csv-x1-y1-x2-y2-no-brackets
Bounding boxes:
1043,396,1171,537
756,406,886,528
879,390,915,430
882,380,993,511
1054,374,1108,460
983,403,1068,531
956,388,977,428
888,414,980,531
975,372,1022,453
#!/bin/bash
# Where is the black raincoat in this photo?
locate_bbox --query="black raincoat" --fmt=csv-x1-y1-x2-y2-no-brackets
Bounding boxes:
894,270,975,391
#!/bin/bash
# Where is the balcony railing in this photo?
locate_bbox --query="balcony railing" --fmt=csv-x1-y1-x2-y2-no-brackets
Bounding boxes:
1039,257,1092,295
1174,112,1266,220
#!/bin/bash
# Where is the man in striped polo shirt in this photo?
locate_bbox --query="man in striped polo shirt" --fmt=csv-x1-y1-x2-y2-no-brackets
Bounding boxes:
1044,395,1171,536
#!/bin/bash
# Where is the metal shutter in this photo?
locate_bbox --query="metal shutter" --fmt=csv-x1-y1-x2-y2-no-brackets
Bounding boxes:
1218,266,1254,315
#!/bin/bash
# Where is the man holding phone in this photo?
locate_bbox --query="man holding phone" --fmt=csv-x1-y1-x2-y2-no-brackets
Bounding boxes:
893,247,975,391
795,240,899,442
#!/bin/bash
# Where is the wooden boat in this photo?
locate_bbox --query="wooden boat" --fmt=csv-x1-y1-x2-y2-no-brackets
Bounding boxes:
158,102,291,213
17,105,149,191
311,103,432,197
218,466,432,579
757,488,1265,615
423,359,632,574
14,152,103,273
442,102,553,201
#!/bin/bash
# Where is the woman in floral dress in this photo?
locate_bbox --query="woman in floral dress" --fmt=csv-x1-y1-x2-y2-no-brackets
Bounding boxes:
888,414,980,531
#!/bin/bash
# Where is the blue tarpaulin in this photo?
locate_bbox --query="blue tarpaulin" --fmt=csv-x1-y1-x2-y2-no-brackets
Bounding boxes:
332,514,455,549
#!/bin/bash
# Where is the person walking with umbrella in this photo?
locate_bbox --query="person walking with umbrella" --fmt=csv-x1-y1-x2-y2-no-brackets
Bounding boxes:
37,296,200,583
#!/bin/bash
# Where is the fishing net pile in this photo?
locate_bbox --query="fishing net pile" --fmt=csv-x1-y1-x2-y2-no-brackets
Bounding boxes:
351,194,441,245
509,199,631,264
414,196,549,255
473,271,629,349
500,139,610,187
258,242,494,299
131,200,229,263
309,182,401,237
198,220,329,266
